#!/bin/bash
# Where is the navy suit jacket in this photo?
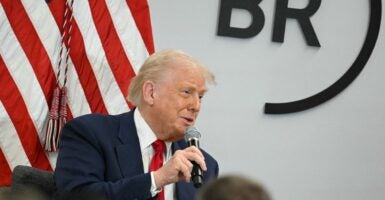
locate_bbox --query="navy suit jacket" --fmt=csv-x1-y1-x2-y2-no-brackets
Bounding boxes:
54,110,219,200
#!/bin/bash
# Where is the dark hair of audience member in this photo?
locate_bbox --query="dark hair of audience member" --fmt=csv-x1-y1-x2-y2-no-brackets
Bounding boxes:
197,175,271,200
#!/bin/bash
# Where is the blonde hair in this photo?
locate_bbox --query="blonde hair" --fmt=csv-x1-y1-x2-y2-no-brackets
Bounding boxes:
127,49,215,106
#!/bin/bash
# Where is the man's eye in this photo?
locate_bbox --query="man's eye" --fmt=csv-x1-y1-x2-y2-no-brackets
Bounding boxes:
183,90,191,94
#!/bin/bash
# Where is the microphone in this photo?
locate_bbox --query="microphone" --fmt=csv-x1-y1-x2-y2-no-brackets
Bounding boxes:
185,126,203,188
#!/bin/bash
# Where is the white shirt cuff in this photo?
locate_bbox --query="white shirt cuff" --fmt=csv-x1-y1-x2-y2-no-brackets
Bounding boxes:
150,172,162,197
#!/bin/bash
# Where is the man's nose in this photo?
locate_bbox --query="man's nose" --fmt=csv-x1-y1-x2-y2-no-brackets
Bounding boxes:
188,94,201,112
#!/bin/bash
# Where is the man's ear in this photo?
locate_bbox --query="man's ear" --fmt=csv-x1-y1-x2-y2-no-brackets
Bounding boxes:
142,80,155,105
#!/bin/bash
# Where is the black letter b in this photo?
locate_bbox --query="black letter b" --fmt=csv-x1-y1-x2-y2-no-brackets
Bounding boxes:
217,0,265,38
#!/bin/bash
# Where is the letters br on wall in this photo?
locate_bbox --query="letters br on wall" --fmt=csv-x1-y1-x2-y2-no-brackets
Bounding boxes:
217,0,382,114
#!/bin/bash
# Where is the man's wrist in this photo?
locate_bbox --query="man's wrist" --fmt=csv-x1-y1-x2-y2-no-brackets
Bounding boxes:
153,170,165,189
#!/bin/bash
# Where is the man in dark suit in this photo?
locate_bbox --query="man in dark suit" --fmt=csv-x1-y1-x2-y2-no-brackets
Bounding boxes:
54,49,219,200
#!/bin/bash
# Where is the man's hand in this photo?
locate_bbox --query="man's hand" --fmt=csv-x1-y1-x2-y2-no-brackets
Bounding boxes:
153,146,207,189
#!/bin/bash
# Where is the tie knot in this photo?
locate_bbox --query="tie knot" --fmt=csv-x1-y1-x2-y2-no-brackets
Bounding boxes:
152,139,166,153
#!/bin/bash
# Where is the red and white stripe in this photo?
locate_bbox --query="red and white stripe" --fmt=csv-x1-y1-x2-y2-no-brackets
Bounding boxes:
0,0,154,186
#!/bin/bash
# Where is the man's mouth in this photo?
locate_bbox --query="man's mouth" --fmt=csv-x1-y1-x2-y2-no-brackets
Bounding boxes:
181,116,194,125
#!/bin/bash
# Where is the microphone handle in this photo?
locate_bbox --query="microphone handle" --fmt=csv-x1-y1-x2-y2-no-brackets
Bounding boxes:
188,138,203,188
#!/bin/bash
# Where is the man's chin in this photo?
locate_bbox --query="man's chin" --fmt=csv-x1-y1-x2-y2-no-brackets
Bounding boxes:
167,129,185,142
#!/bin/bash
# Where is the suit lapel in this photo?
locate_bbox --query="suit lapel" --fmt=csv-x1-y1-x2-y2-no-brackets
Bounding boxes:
115,111,145,178
173,141,196,200
114,111,197,200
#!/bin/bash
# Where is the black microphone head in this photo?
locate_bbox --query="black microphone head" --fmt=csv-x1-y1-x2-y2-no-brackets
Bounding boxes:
185,126,201,141
185,126,203,188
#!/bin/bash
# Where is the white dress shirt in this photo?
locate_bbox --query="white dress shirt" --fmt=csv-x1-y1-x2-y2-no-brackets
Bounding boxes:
134,109,175,200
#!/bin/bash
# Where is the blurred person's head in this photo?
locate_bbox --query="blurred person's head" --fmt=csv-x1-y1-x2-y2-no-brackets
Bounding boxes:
197,175,271,200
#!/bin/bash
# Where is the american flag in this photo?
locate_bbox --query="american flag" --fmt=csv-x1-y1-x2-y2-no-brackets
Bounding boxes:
0,0,154,186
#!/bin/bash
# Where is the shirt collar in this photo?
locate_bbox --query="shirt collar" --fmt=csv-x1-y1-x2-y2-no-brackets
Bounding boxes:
134,109,172,152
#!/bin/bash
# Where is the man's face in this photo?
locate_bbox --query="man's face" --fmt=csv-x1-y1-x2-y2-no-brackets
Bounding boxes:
151,61,207,141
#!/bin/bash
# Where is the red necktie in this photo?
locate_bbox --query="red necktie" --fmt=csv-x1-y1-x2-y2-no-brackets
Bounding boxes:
150,139,166,200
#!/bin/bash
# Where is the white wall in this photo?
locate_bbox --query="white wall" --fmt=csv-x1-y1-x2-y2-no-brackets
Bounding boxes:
148,1,385,199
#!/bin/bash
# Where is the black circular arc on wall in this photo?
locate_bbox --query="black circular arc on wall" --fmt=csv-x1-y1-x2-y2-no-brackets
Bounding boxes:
264,0,382,114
